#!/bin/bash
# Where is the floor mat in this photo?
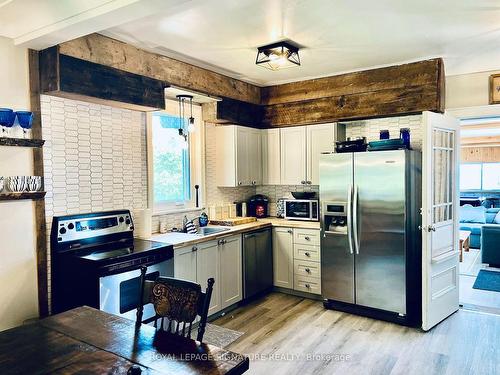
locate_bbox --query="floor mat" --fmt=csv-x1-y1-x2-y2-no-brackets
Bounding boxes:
191,323,243,348
473,270,500,292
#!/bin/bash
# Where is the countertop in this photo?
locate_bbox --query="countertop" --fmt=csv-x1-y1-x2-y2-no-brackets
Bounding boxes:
149,217,320,249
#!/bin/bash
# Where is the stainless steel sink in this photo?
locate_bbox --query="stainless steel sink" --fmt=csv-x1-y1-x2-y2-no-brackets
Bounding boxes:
196,227,230,236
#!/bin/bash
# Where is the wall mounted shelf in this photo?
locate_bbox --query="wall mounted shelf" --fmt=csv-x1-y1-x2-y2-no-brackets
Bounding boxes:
0,192,46,201
0,137,45,148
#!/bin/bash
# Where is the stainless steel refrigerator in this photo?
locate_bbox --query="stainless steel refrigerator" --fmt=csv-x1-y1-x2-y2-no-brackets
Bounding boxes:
320,150,421,326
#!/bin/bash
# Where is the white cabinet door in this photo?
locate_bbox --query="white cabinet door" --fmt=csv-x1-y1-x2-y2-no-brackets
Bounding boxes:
236,126,250,186
250,129,262,185
219,235,243,309
262,129,281,185
174,245,197,283
272,227,294,289
215,125,237,187
280,127,307,185
196,240,221,315
307,123,336,185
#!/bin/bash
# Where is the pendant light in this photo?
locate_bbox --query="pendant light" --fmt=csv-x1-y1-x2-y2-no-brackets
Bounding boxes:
176,94,194,146
256,41,300,71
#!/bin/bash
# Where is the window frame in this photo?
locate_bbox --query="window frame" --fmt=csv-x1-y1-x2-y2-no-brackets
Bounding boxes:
460,162,500,192
147,99,205,215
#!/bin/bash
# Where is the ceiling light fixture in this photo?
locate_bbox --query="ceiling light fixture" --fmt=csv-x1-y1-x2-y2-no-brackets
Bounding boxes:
176,94,194,145
255,41,300,71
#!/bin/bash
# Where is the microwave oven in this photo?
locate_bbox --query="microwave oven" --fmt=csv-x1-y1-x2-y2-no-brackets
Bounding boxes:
284,199,319,221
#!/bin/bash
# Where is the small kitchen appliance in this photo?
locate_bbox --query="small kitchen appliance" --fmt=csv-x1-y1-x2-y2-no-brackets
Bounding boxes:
248,194,269,218
284,198,319,221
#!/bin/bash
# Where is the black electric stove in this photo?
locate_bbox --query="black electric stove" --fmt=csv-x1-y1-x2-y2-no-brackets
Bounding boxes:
51,210,173,318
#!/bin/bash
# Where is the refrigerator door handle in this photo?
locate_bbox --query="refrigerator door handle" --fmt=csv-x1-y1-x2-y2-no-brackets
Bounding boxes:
353,185,360,254
347,184,354,255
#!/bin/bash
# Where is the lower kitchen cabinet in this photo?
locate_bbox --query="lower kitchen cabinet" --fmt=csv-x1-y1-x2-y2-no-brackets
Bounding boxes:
174,235,242,316
272,227,294,289
196,240,221,315
272,227,322,295
219,235,243,309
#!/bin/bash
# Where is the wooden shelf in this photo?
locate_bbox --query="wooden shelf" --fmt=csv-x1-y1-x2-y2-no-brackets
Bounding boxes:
0,137,45,148
0,192,46,201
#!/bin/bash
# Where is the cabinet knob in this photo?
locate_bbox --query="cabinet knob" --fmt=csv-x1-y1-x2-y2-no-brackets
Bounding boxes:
287,229,293,234
252,180,256,185
304,236,310,241
305,284,311,288
305,268,311,273
307,181,312,185
238,181,242,185
301,180,306,184
192,246,197,252
305,252,310,257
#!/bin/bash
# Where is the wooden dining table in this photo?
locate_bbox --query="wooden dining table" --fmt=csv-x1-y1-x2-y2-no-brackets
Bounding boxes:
0,306,249,375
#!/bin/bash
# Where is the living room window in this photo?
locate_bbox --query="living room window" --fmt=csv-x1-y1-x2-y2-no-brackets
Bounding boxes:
460,162,500,191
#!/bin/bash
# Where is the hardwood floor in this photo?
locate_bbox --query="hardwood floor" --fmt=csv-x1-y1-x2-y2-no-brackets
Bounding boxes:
213,292,500,375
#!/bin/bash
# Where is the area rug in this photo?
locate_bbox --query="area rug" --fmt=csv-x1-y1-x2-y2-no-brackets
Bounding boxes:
473,270,500,292
190,323,243,348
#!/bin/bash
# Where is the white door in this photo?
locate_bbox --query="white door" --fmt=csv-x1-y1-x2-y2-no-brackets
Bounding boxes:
281,127,307,185
272,227,294,288
421,111,460,331
236,126,250,186
196,240,221,315
248,129,262,185
262,129,281,185
174,245,197,282
307,123,336,185
219,235,243,309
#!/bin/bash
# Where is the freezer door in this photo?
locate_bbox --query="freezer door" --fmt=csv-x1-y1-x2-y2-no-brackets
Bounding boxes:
320,153,355,303
353,150,406,314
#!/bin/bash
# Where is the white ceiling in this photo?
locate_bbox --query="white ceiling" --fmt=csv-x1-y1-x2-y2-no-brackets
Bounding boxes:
100,0,500,86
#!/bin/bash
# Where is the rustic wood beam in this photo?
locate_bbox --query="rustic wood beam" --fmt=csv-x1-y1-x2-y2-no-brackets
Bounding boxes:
59,33,261,105
202,97,264,128
29,49,49,318
40,46,168,111
261,59,444,127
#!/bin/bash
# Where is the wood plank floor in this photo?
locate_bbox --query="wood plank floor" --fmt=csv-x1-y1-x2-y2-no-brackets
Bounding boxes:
213,292,500,375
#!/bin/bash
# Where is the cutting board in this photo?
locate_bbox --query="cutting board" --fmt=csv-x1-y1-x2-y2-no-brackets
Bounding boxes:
209,217,257,226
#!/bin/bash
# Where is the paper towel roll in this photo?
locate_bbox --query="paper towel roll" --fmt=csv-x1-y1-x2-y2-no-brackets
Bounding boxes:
135,208,152,238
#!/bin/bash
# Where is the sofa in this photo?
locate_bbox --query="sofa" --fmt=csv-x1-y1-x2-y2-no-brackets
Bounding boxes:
459,205,500,265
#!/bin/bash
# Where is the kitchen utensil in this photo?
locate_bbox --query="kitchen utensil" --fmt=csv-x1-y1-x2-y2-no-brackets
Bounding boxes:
16,111,33,139
7,176,28,192
0,108,16,136
291,192,317,199
27,176,42,192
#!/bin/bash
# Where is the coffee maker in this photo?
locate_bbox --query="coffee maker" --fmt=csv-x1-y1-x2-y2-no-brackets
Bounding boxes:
248,194,269,218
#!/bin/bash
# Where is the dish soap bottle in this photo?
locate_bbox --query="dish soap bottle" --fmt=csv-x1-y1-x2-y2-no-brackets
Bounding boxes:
199,210,209,227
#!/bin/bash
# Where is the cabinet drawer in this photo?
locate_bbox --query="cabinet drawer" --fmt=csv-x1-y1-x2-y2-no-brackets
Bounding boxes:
294,244,321,262
294,259,321,278
294,275,321,295
293,229,320,246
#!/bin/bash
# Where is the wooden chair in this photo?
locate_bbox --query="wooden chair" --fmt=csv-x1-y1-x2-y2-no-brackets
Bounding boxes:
136,266,215,342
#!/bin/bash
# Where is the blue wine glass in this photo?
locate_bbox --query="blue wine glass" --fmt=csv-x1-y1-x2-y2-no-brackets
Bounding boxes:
16,111,33,139
0,108,15,137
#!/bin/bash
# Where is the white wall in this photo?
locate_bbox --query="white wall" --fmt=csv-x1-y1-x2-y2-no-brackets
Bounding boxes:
446,70,500,109
0,37,39,331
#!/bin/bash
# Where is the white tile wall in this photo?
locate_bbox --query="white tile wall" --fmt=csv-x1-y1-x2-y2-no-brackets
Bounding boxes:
343,114,423,150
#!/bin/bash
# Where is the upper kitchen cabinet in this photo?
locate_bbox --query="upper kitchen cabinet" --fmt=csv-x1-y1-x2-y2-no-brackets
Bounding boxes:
280,127,307,185
280,123,336,185
262,129,281,185
216,125,262,187
307,123,336,185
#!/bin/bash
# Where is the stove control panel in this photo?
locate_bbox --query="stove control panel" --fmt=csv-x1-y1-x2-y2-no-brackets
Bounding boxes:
55,211,134,243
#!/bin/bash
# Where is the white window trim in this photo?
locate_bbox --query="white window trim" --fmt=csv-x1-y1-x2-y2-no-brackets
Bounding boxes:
147,99,206,215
